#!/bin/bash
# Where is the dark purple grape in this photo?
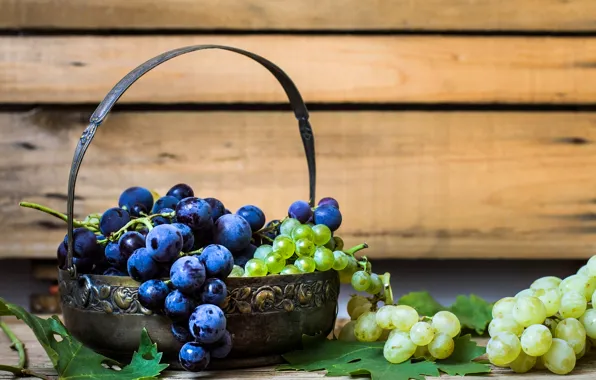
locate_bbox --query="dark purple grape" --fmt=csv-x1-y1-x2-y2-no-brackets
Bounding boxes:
103,267,127,276
204,198,225,222
138,227,150,237
199,278,227,306
189,304,226,344
118,231,145,262
57,241,67,268
152,208,173,226
167,183,194,201
165,289,196,321
175,197,212,230
313,205,343,231
118,187,154,216
318,197,339,209
63,227,102,260
146,224,183,263
179,342,210,372
236,205,266,232
131,203,148,217
207,331,232,359
223,209,231,215
171,323,192,343
233,244,256,267
127,247,159,282
170,256,206,295
152,196,179,214
288,200,312,223
199,244,234,279
138,279,170,311
213,214,251,253
262,219,280,241
172,223,195,252
192,228,213,250
99,207,130,236
57,241,94,272
92,258,111,274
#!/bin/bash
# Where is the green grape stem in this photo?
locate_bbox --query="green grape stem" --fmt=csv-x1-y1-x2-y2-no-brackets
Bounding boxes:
180,247,204,257
18,201,96,229
254,218,285,241
106,211,175,242
381,272,394,306
344,243,369,256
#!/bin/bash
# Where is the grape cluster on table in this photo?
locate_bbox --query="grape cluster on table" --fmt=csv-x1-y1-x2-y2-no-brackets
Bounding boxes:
486,257,596,375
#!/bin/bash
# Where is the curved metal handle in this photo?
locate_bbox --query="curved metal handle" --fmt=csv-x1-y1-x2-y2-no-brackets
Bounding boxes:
66,44,317,275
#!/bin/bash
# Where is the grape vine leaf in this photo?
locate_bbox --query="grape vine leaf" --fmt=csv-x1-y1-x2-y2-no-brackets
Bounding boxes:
0,298,168,379
279,334,490,380
397,291,444,316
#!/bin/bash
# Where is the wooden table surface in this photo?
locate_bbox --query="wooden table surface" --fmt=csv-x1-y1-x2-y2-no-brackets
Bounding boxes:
1,317,596,379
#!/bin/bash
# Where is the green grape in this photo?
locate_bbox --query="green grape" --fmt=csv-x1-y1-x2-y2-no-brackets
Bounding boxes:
559,274,593,300
244,258,268,277
559,291,586,319
254,244,273,260
264,252,285,274
544,318,559,336
587,255,596,277
323,236,336,250
272,236,295,259
431,311,461,338
486,332,522,366
313,247,334,271
520,324,552,357
555,318,586,355
579,308,596,339
339,256,358,283
354,311,383,342
584,276,596,302
295,238,316,256
413,345,430,360
577,340,589,360
428,333,455,360
512,296,547,327
542,338,576,375
492,297,517,319
347,295,370,318
534,287,561,317
291,225,314,241
531,276,562,290
488,317,524,337
593,289,596,309
229,265,244,277
332,251,349,271
410,321,435,346
515,289,535,298
351,271,371,292
577,265,590,277
334,236,344,250
366,273,383,294
295,256,316,273
375,305,397,329
312,224,332,246
280,218,301,236
280,264,301,275
534,355,547,370
338,321,357,342
509,351,537,374
383,331,417,364
392,305,419,332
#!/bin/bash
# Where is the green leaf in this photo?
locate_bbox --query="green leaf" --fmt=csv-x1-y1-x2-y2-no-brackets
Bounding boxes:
280,334,490,380
0,298,168,380
397,291,444,316
449,294,493,335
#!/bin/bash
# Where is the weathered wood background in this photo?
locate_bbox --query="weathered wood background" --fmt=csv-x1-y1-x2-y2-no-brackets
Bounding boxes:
2,1,596,260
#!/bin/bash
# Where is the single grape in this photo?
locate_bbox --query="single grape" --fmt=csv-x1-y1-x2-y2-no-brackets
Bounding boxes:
164,289,196,321
167,183,194,201
333,236,344,250
579,308,596,339
295,238,315,257
559,291,587,319
104,242,126,269
428,333,455,359
488,317,524,337
213,214,252,252
254,245,273,260
347,295,369,317
313,205,342,231
244,258,268,277
264,252,285,274
295,256,316,273
279,218,300,236
127,248,159,282
534,287,561,317
198,278,227,306
64,227,102,260
171,223,195,252
392,305,419,332
175,197,213,231
542,338,576,375
99,207,130,236
410,322,435,346
351,271,371,292
189,304,226,344
118,231,145,261
229,265,244,277
204,197,225,222
292,225,314,241
555,318,586,354
118,186,154,216
179,342,210,372
375,305,397,329
531,276,562,290
587,255,596,277
520,324,552,356
323,236,336,250
280,264,301,275
559,274,594,300
432,311,461,338
515,289,535,298
288,200,313,223
272,236,295,259
313,247,334,271
146,224,183,263
486,332,522,366
236,205,266,232
171,323,192,343
366,273,383,294
207,330,232,359
354,311,383,342
492,297,516,319
312,224,332,246
332,251,349,271
151,196,179,213
383,331,417,364
318,197,339,209
578,264,590,277
512,296,547,327
338,321,357,342
199,244,234,279
138,279,170,311
509,351,537,374
338,255,358,283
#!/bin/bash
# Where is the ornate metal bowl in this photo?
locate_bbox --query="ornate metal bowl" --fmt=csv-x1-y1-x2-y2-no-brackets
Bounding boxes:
58,45,337,368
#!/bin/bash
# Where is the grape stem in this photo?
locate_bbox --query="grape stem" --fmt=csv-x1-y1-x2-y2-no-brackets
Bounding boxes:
107,211,175,242
381,272,394,306
180,248,204,257
344,243,369,256
18,202,94,229
254,218,285,241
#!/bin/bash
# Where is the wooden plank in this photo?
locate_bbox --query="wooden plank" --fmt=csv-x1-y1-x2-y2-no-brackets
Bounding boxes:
1,0,596,31
1,318,596,379
4,110,596,260
1,36,596,104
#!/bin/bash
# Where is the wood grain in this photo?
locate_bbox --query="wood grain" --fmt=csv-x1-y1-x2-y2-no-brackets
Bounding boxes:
1,0,596,31
4,110,596,260
1,36,596,104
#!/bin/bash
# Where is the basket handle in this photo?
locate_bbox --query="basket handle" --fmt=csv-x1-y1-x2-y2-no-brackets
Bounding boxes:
66,44,316,276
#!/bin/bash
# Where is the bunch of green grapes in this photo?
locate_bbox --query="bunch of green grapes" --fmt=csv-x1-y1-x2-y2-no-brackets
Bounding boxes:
486,256,596,375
